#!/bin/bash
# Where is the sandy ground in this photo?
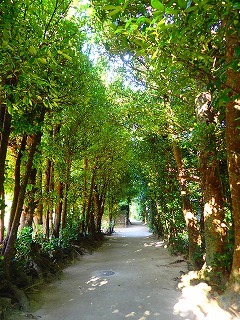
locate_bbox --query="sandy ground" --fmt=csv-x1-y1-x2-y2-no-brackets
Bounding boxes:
9,222,239,320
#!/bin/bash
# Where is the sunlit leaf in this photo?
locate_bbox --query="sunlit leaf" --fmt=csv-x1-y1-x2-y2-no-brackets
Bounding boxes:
151,0,164,11
109,7,122,16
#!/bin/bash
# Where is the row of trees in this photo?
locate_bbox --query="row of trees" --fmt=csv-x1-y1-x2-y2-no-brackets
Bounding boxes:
90,0,240,296
0,0,135,293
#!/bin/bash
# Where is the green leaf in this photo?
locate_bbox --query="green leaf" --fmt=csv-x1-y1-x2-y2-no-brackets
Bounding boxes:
233,3,240,9
234,47,240,57
29,45,37,55
178,0,186,9
37,58,47,64
151,0,164,12
184,5,198,12
57,50,72,61
62,53,72,61
103,5,117,10
3,29,10,39
109,6,122,16
165,8,179,14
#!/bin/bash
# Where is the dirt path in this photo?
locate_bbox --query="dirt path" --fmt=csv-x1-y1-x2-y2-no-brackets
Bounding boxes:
12,223,238,320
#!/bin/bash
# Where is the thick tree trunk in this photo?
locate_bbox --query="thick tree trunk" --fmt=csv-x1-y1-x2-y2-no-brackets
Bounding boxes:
172,141,201,268
195,93,227,270
3,130,43,279
225,34,240,290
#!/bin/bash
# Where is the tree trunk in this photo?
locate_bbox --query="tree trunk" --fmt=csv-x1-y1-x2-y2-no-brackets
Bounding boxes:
94,183,107,234
225,33,240,290
172,141,201,268
86,167,96,235
0,187,5,243
81,157,88,234
19,168,37,229
3,130,44,279
62,159,71,230
43,159,51,238
195,92,227,271
0,107,12,209
7,136,27,235
53,181,63,238
33,170,43,227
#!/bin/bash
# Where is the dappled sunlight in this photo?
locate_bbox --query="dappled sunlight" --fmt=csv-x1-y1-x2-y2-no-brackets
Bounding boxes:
124,309,153,319
144,240,164,248
85,276,109,292
174,272,239,319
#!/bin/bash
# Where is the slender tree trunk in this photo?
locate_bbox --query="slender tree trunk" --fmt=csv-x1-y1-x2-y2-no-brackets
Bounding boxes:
7,136,27,235
81,157,88,234
19,168,37,229
172,141,201,268
0,187,5,243
43,159,51,238
225,33,240,290
3,130,44,279
0,107,12,204
53,181,63,238
195,92,227,271
155,201,164,237
62,159,71,230
94,184,107,234
33,170,43,227
86,167,96,234
126,197,131,225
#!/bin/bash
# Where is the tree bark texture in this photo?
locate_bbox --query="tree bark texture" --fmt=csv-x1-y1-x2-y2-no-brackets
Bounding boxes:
0,187,5,243
94,181,107,234
19,168,37,230
225,33,240,289
53,181,63,238
3,129,44,279
86,166,96,234
195,92,227,270
62,158,71,230
172,141,201,268
0,107,12,204
43,158,53,238
7,136,27,235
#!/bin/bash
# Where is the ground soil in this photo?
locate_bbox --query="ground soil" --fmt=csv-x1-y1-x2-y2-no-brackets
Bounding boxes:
6,222,239,320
